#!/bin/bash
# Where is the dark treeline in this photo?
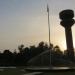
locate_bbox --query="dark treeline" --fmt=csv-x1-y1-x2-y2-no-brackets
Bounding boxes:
0,41,49,66
0,41,75,66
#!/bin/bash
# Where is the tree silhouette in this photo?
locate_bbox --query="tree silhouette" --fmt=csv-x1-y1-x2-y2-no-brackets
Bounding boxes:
54,45,63,55
18,44,24,53
0,41,74,66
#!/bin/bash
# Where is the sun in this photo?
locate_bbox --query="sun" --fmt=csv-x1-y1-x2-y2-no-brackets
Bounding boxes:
73,39,75,49
60,39,75,51
60,40,66,51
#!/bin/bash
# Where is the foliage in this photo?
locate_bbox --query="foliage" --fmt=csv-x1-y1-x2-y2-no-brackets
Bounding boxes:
0,41,74,66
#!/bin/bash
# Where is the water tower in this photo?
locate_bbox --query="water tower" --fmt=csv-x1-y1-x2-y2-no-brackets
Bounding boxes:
59,9,75,60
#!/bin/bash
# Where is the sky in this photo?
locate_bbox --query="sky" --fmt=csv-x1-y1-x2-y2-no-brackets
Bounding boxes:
0,0,75,52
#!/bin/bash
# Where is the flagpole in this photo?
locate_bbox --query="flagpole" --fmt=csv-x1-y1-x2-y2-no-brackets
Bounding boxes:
47,4,51,66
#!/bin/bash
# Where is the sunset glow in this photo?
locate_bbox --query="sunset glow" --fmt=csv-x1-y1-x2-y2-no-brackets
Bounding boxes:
0,0,75,52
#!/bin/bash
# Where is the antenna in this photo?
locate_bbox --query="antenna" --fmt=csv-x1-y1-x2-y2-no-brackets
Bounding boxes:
47,4,50,47
47,4,51,66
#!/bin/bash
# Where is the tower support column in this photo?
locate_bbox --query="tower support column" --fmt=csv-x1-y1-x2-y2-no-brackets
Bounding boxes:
65,27,74,59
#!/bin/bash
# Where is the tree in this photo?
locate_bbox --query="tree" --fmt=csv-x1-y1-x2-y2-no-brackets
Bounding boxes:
3,50,13,66
54,45,63,55
18,44,24,53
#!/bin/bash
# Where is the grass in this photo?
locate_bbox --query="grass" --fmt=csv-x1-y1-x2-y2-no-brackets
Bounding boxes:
42,71,75,75
0,68,75,75
0,67,27,75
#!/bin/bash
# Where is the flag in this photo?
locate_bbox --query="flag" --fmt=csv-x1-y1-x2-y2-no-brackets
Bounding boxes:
47,4,49,12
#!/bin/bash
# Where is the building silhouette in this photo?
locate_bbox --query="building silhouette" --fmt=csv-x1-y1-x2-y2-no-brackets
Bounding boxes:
59,9,75,60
